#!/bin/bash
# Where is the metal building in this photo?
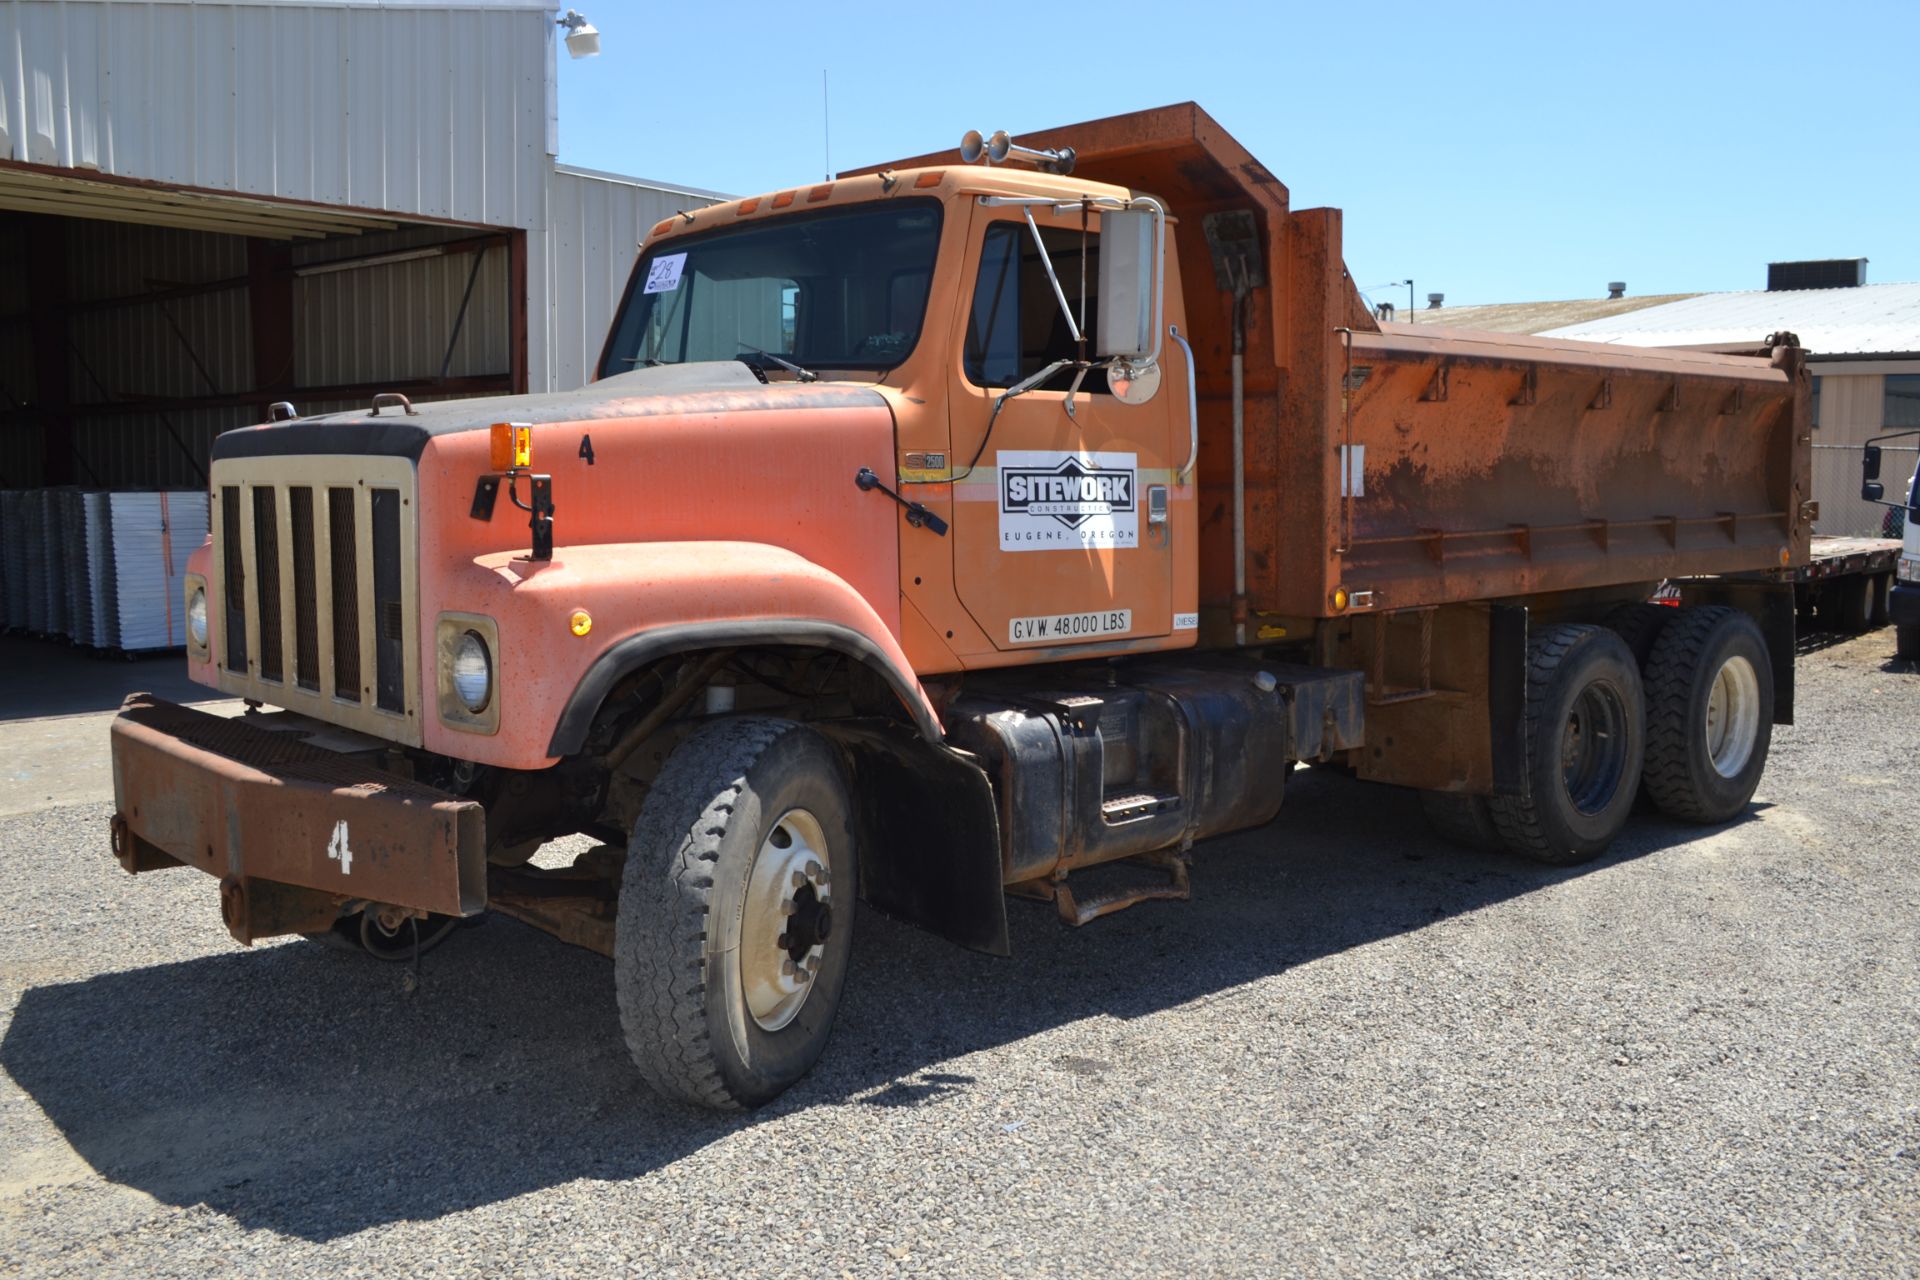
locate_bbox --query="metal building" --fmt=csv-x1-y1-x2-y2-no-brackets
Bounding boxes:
0,0,724,491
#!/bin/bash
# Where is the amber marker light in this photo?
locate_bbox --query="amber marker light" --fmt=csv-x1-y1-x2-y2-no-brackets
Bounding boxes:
569,610,593,637
1332,587,1350,611
490,422,532,471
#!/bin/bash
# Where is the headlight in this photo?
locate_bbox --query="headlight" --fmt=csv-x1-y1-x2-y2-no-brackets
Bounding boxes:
451,631,492,712
187,587,209,649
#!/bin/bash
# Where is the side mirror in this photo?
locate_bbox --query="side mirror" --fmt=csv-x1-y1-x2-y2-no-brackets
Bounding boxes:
1862,444,1884,502
1097,207,1157,361
1863,481,1885,502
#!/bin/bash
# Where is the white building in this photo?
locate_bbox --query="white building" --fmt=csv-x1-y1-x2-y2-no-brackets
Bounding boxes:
0,0,724,489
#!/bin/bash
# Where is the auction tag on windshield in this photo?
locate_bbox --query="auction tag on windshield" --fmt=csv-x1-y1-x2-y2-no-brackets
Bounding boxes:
644,252,687,295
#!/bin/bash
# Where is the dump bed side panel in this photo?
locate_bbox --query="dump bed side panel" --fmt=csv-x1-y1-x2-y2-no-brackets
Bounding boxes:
1334,326,1811,611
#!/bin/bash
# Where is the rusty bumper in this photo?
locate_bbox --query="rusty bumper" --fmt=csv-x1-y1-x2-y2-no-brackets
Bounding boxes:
109,694,486,944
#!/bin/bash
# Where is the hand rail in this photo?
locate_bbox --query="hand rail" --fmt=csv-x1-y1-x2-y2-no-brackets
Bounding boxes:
1170,324,1198,484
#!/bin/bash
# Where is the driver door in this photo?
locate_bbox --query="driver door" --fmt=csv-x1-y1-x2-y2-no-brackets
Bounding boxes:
946,208,1178,662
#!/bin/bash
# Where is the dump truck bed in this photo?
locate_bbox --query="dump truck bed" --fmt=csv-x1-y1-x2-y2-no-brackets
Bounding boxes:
1334,323,1807,612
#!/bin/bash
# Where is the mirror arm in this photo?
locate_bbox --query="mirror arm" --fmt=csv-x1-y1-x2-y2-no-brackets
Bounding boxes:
1020,206,1083,346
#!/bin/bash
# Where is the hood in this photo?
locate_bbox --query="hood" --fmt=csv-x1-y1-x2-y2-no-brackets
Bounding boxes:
210,363,890,463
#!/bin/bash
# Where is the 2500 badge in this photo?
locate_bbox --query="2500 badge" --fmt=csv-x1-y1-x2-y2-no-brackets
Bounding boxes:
998,450,1139,552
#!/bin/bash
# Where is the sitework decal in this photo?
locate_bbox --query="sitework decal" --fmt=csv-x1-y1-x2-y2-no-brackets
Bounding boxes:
997,450,1138,552
1009,609,1132,645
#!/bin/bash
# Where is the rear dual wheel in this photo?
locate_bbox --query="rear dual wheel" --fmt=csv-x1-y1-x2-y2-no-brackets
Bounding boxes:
1640,606,1772,823
1423,625,1646,863
1485,625,1646,864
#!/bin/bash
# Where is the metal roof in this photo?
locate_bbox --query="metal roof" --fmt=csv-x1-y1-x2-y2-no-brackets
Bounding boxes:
1411,294,1698,335
1540,282,1920,356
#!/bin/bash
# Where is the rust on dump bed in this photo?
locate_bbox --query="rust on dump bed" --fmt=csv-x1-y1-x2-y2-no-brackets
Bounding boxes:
862,102,1811,620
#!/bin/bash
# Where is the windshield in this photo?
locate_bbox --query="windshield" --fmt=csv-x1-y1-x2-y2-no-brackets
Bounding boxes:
598,200,943,380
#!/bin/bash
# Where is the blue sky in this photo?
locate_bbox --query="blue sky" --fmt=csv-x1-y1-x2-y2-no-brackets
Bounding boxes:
555,0,1916,309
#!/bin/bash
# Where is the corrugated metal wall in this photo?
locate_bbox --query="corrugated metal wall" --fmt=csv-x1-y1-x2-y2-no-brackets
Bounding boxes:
0,0,554,230
1811,371,1912,537
63,220,247,487
294,226,510,389
542,166,728,390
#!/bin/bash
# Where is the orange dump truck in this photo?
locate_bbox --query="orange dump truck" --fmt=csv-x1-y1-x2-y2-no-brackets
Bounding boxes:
110,104,1811,1109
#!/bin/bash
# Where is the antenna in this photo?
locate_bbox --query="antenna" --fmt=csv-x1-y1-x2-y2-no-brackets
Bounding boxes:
822,70,831,182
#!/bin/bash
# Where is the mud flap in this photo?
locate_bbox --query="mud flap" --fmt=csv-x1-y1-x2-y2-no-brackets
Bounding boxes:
821,720,1010,957
1489,603,1529,796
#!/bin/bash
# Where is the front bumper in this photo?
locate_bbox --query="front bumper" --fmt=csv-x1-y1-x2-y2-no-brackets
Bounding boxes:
1892,581,1920,628
109,694,486,944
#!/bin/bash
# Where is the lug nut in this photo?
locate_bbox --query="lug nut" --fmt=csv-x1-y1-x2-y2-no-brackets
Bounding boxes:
781,958,798,977
792,870,808,889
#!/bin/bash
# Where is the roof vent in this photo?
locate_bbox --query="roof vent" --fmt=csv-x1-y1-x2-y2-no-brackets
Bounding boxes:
1426,292,1444,309
1767,258,1867,291
1607,282,1626,299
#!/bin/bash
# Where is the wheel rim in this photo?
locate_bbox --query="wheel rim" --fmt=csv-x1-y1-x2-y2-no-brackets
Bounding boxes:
1704,654,1761,779
1561,681,1629,815
741,808,834,1033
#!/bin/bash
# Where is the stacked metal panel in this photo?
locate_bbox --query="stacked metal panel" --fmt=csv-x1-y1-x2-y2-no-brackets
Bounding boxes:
0,488,208,650
0,491,27,629
104,491,209,652
81,493,115,648
21,490,48,634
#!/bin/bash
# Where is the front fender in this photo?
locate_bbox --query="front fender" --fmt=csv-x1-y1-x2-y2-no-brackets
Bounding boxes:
419,541,935,768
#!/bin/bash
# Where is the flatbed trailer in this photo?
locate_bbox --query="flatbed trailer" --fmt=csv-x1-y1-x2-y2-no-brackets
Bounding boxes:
1793,534,1902,632
108,104,1813,1110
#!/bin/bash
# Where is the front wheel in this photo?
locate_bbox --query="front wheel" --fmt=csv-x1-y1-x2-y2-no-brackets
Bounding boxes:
614,717,857,1110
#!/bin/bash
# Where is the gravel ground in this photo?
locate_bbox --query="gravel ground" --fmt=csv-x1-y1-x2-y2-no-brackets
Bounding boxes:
1,628,1916,1278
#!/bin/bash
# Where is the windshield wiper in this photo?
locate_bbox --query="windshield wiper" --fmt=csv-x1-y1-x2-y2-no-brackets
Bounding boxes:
737,344,817,383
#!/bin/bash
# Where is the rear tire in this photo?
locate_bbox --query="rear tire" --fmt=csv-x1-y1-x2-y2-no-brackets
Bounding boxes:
1420,790,1505,853
614,716,856,1111
1642,606,1773,823
1487,624,1645,864
1604,601,1674,670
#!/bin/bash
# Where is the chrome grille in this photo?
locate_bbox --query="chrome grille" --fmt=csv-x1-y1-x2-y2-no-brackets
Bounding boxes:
327,486,361,703
210,459,420,746
289,486,319,691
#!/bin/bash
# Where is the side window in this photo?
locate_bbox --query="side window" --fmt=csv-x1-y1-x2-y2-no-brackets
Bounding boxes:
963,222,1101,389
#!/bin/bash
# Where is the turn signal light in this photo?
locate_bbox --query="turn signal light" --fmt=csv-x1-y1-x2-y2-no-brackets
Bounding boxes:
490,422,532,471
569,610,593,637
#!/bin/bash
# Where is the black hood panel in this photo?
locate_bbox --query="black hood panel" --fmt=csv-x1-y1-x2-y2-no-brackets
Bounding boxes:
211,364,889,462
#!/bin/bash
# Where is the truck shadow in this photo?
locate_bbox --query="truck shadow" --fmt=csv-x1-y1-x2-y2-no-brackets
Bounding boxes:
0,769,1754,1241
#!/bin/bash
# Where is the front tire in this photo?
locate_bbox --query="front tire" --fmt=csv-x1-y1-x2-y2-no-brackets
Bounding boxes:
1899,624,1920,660
1642,606,1773,823
1487,624,1645,864
615,717,857,1110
